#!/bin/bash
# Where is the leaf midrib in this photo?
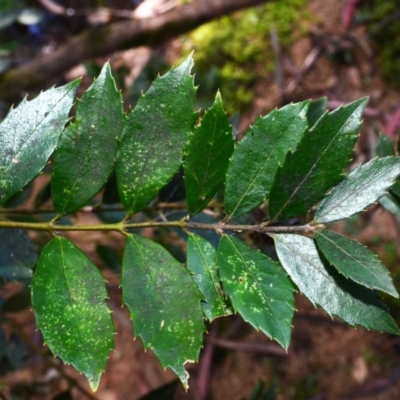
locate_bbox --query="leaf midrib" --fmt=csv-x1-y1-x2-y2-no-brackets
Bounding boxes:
317,231,393,293
226,236,287,347
192,235,227,317
272,114,359,222
316,161,399,221
228,111,303,218
0,86,75,182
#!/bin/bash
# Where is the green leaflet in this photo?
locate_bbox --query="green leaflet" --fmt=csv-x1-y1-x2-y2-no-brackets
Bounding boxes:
269,98,367,222
31,237,115,390
380,192,400,215
315,157,400,223
0,229,36,280
0,80,80,205
217,235,295,349
225,101,309,218
187,233,232,320
375,132,394,157
315,230,398,298
274,234,399,334
116,56,197,214
121,234,205,388
184,92,233,215
52,62,124,215
306,97,327,128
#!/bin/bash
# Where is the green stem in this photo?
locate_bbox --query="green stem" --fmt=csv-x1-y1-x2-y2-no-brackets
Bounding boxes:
0,219,324,234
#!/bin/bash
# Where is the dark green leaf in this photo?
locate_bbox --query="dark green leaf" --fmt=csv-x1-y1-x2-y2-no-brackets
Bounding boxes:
52,63,124,215
274,234,399,334
269,98,367,222
187,233,232,320
0,229,36,280
121,234,205,388
116,56,197,214
31,237,115,390
315,157,400,223
380,192,400,215
390,179,400,199
225,102,309,218
306,97,327,128
315,230,398,297
375,132,394,157
184,91,233,215
217,235,295,349
0,80,80,205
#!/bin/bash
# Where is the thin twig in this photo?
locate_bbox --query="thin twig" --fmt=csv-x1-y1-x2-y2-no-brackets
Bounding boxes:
0,218,325,235
210,338,286,357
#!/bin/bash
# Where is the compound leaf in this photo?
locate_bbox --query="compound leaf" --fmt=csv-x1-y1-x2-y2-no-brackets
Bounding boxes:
0,80,80,205
31,237,115,390
225,101,309,218
0,229,36,280
116,56,197,214
184,92,233,215
52,62,124,215
217,235,295,349
315,230,398,297
274,234,399,334
122,234,205,388
315,157,400,223
269,98,367,222
187,233,232,320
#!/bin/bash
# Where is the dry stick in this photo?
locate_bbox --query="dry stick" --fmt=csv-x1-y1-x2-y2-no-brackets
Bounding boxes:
284,47,322,97
210,338,286,357
0,0,269,101
197,323,218,400
5,319,99,400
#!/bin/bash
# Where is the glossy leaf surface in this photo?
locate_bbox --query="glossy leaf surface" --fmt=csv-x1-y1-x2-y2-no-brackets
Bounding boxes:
122,234,205,388
31,237,115,390
0,80,80,205
315,157,400,223
315,230,398,297
269,98,367,222
217,235,295,349
184,92,233,215
225,102,309,218
274,234,399,334
306,97,327,128
52,62,124,215
116,56,197,214
187,233,232,320
0,229,36,280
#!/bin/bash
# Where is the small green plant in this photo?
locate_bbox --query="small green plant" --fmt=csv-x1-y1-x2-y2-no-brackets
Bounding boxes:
0,56,400,391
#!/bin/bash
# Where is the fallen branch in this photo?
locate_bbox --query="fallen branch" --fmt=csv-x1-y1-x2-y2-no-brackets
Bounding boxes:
0,0,268,102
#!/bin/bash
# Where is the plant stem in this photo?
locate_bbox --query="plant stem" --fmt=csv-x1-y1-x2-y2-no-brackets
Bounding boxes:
0,219,324,234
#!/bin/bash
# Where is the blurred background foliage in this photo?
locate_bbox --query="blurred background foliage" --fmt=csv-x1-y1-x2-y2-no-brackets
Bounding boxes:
181,0,309,113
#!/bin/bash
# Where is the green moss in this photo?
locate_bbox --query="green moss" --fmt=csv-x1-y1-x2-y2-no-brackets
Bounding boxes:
180,0,310,113
363,1,400,88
